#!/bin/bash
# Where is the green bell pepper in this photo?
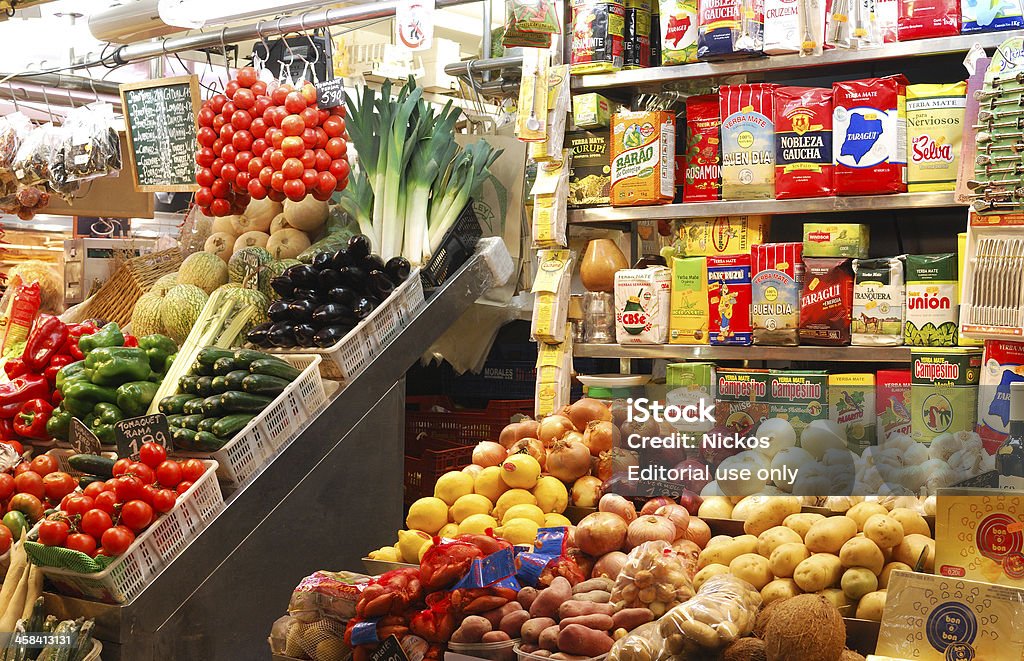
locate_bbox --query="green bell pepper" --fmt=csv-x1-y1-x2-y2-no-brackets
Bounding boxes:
89,402,123,444
138,334,178,374
46,406,71,441
116,381,159,417
55,361,86,391
77,322,124,355
83,347,152,386
62,381,118,418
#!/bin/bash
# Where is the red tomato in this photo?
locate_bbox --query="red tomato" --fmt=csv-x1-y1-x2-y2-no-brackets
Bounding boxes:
233,171,250,192
322,115,345,138
270,171,286,193
317,171,338,194
221,144,237,164
80,509,113,539
248,179,268,199
195,147,216,168
250,117,268,139
233,88,256,110
312,188,334,202
221,100,238,119
112,458,133,477
268,189,286,203
237,66,258,88
283,179,306,201
0,474,15,501
14,471,44,500
152,489,177,514
271,84,292,106
93,491,119,515
83,481,106,500
259,166,274,188
126,462,155,487
300,83,318,106
300,107,319,128
139,442,167,469
101,526,135,556
314,149,332,171
120,500,154,533
235,151,253,175
224,81,240,99
219,123,236,142
232,129,253,152
196,167,215,188
301,128,318,149
38,519,69,547
299,149,316,169
270,129,284,149
197,126,217,148
281,114,305,137
211,158,225,177
198,107,216,127
66,533,97,557
196,187,213,208
281,158,304,180
253,139,269,158
284,91,307,114
114,475,145,503
251,80,268,97
62,495,94,517
301,169,318,190
0,525,12,554
325,137,347,159
42,472,76,502
9,494,43,522
269,149,287,171
231,109,252,131
211,179,231,199
212,115,226,133
335,177,348,193
314,127,328,150
246,156,264,177
329,159,350,181
176,481,193,495
318,109,331,124
281,136,305,159
13,463,31,476
330,105,346,117
210,198,232,217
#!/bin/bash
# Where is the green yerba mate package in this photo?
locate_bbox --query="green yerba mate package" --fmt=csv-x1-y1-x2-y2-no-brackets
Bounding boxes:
904,253,958,346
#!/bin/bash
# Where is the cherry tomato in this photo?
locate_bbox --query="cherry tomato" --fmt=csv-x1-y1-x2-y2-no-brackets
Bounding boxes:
270,129,284,150
30,455,57,476
301,169,318,190
246,156,264,178
247,178,268,199
14,471,44,500
281,136,305,159
233,88,256,110
269,149,286,171
251,80,268,97
0,525,12,554
237,66,258,88
211,179,231,199
271,83,293,106
114,475,145,503
235,150,253,174
252,138,269,158
300,149,316,170
81,509,113,539
209,94,228,113
249,117,268,139
197,126,217,148
176,481,193,495
83,481,106,500
301,128,318,149
211,137,225,155
139,442,166,469
220,164,239,186
317,171,338,194
284,91,308,114
66,533,97,557
210,198,232,217
329,159,350,181
281,114,305,137
234,171,251,191
322,115,345,138
259,166,274,188
14,463,31,476
314,149,332,171
281,157,304,180
268,189,286,203
335,176,348,192
195,186,214,208
314,127,328,150
270,171,286,193
212,115,226,133
300,107,319,129
9,493,43,522
120,500,154,533
62,494,94,517
101,526,135,556
325,137,347,159
0,474,15,501
196,147,216,168
93,491,119,515
39,519,69,547
221,144,237,164
224,80,240,99
231,109,252,131
42,472,76,502
283,179,306,201
300,83,318,106
151,489,177,514
196,167,215,188
312,187,334,202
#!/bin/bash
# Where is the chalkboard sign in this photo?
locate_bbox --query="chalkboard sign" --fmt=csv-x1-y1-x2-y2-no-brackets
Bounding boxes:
370,635,409,661
114,413,172,460
70,418,102,456
316,79,345,109
119,75,200,193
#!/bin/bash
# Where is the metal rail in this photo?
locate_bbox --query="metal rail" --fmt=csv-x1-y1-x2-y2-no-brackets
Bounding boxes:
574,343,913,362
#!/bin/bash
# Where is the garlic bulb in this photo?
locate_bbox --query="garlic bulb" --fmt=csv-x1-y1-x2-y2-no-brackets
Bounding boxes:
928,433,963,462
756,417,797,459
884,433,915,452
904,442,929,467
921,458,958,493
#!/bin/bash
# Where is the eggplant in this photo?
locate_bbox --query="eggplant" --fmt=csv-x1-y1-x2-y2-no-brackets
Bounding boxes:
268,322,297,348
327,287,357,307
320,268,344,290
360,254,386,273
312,303,354,326
368,270,396,300
291,287,321,302
337,266,368,290
287,299,317,322
246,321,275,348
384,256,411,284
267,299,292,322
285,263,319,289
313,325,350,348
292,323,317,347
348,234,372,260
270,275,295,298
352,296,377,320
312,251,334,270
331,248,351,269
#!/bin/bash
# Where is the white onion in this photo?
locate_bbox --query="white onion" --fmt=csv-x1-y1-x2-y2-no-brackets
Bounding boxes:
655,504,691,539
626,515,677,548
473,441,506,468
575,512,628,556
598,493,637,522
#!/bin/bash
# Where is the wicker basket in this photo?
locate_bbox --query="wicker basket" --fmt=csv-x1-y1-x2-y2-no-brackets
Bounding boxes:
64,248,183,326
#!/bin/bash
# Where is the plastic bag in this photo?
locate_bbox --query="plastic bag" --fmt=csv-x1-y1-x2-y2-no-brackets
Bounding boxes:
11,123,56,187
289,570,371,623
63,103,122,182
420,539,484,592
610,541,697,617
656,574,761,653
354,567,423,618
0,112,31,172
46,124,80,202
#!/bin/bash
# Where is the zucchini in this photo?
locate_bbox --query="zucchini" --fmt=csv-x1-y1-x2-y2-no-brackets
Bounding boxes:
68,453,116,478
195,376,215,396
197,417,218,433
191,360,214,377
159,394,195,415
182,397,207,416
249,358,301,381
232,348,284,369
201,395,224,417
171,426,195,450
219,390,273,413
178,374,200,394
165,414,185,427
212,413,256,438
197,347,236,366
212,356,238,376
211,375,229,393
192,431,224,452
224,370,250,391
180,413,205,431
241,373,290,397
78,475,104,489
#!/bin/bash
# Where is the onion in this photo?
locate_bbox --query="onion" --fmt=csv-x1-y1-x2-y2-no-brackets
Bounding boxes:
575,512,628,555
620,418,660,440
462,464,483,477
655,505,691,539
599,493,637,522
680,517,712,549
592,551,629,580
583,420,619,457
473,441,507,468
547,439,592,483
640,497,676,515
596,448,640,482
677,490,703,516
672,539,701,579
674,458,711,494
565,398,613,431
626,515,677,548
572,475,603,507
564,430,585,446
539,414,577,447
499,419,540,449
609,400,630,427
602,472,639,498
509,438,546,469
567,547,594,578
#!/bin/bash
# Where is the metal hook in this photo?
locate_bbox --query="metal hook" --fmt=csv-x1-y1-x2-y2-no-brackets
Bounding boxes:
219,27,231,79
255,20,271,64
87,76,99,104
66,89,75,110
7,83,19,112
40,86,54,124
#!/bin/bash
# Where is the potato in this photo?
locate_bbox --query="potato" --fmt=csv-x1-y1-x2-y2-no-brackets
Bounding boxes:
539,625,561,651
559,614,614,631
839,537,885,575
521,618,556,644
793,553,842,592
558,624,615,657
518,587,540,610
819,588,851,611
760,578,801,604
878,562,912,589
805,516,858,554
855,590,887,621
841,567,879,601
612,608,655,632
452,616,492,643
572,590,611,603
707,535,733,548
558,600,616,620
573,577,615,594
693,564,730,591
483,603,524,629
846,502,889,531
757,526,804,558
740,495,802,536
889,508,930,537
863,514,904,549
768,542,811,578
893,533,934,572
698,537,757,570
500,610,531,638
698,496,735,519
729,553,774,590
531,577,572,618
783,512,826,539
483,631,512,643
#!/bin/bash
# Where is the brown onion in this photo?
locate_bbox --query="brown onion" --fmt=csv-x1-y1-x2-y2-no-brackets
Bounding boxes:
575,511,628,555
508,438,546,469
640,497,676,515
572,475,603,507
672,539,701,579
592,551,629,579
598,493,637,523
499,419,540,449
583,420,619,457
462,464,483,478
680,517,712,548
473,441,507,468
547,439,592,483
538,414,576,447
563,430,585,446
609,400,630,427
595,448,639,483
565,398,613,431
655,504,691,539
567,546,594,577
626,515,677,548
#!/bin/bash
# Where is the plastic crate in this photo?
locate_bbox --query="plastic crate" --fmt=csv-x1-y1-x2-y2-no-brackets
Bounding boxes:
404,436,473,503
268,269,425,383
406,397,534,448
172,355,327,488
422,203,482,288
38,459,221,604
47,449,118,477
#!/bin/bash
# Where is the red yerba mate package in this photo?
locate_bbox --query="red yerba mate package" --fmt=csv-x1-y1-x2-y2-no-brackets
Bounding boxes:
775,86,834,199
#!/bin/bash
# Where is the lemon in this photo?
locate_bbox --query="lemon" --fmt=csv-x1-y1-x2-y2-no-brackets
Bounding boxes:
502,503,546,526
533,475,569,513
458,513,499,535
494,489,538,521
544,513,572,527
451,493,494,523
397,529,432,563
434,471,475,506
438,523,459,538
497,517,540,546
474,466,509,502
500,453,541,489
368,545,401,562
406,497,449,534
418,537,435,562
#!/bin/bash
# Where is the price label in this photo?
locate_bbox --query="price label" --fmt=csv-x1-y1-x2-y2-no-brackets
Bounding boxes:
70,418,102,456
114,414,172,460
370,635,409,661
316,78,346,110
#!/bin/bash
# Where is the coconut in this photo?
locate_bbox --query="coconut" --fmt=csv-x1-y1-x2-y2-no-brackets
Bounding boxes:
764,594,846,661
839,651,866,661
753,599,784,638
722,637,767,661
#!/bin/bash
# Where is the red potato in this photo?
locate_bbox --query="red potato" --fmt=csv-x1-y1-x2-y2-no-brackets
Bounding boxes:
500,610,531,638
451,616,492,643
572,577,615,594
482,602,524,629
530,577,573,618
517,587,539,610
522,617,557,644
482,631,511,643
539,625,561,651
558,614,614,631
571,590,611,603
557,624,615,657
611,608,655,632
558,601,616,620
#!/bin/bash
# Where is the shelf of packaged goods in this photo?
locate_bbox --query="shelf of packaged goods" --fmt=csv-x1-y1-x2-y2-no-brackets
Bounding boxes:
567,191,964,223
571,32,1015,91
574,343,913,362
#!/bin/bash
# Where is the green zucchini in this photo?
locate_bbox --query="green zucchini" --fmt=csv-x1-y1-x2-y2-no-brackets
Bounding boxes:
182,397,207,416
249,358,301,381
78,475,104,489
197,347,236,366
178,375,200,394
232,349,284,369
191,360,214,377
241,373,290,397
171,426,195,449
212,356,238,376
165,414,185,427
201,395,224,417
159,394,195,416
180,413,205,431
197,417,218,433
192,430,225,452
195,376,215,396
224,370,250,391
219,390,273,413
212,413,256,438
211,375,229,393
68,453,116,478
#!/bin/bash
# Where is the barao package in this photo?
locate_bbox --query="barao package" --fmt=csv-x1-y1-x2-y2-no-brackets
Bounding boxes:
615,267,672,344
800,257,854,345
752,242,804,346
611,110,675,206
683,94,722,202
833,76,909,195
905,253,959,346
775,86,834,199
906,82,966,192
660,0,700,63
720,84,777,200
707,254,753,345
697,0,764,58
852,257,905,346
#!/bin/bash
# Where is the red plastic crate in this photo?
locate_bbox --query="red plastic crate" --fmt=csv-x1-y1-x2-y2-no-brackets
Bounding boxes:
405,397,534,448
404,435,474,503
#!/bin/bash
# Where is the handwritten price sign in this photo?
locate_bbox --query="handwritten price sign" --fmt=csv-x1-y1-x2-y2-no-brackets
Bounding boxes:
316,79,346,110
114,414,172,460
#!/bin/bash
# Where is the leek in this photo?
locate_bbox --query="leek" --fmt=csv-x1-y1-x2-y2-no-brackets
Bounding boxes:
426,141,502,258
403,100,461,265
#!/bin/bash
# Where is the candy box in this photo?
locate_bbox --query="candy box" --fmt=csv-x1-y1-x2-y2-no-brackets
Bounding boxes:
910,347,982,443
769,369,829,441
615,267,672,344
715,368,771,432
977,339,1024,452
707,254,753,345
877,369,912,441
669,256,710,344
935,487,1024,588
802,223,870,258
828,373,877,453
610,110,675,206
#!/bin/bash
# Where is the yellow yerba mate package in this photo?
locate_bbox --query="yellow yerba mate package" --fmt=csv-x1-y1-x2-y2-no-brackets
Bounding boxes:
907,82,966,192
531,249,574,344
610,110,675,206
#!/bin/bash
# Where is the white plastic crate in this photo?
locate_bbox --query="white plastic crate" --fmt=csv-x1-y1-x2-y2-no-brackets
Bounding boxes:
172,355,327,488
37,460,221,604
267,270,425,383
47,449,118,477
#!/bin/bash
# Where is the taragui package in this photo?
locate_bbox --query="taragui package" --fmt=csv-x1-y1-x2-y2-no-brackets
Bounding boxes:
720,83,777,200
904,252,958,346
683,94,721,202
752,242,804,346
962,0,1024,31
660,0,700,63
764,0,802,53
624,0,653,68
799,257,854,346
852,257,905,346
877,369,912,440
832,76,908,196
571,0,626,74
707,254,753,345
977,339,1024,451
775,86,834,199
611,110,675,206
906,82,966,192
697,0,764,59
897,0,960,39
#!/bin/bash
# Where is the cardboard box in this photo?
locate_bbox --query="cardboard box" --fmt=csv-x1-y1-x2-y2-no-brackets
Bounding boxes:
670,216,771,257
769,370,829,441
802,223,870,258
669,256,709,344
935,487,1024,588
666,362,716,433
572,92,617,129
715,369,770,432
567,130,611,208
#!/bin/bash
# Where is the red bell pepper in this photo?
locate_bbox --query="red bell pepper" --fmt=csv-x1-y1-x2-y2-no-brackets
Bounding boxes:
43,354,74,389
22,315,68,372
3,358,28,380
0,375,50,419
123,334,138,348
67,321,100,361
51,390,62,407
13,399,52,440
0,418,15,441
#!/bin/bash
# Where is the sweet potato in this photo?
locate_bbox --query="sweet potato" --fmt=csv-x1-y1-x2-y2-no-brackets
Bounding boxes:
572,577,615,594
558,614,614,631
539,625,561,651
571,590,611,603
521,644,540,654
558,600,617,620
518,587,540,610
530,577,573,618
557,624,615,657
483,631,512,643
611,608,654,632
483,602,524,629
451,616,492,643
522,617,557,644
500,610,531,638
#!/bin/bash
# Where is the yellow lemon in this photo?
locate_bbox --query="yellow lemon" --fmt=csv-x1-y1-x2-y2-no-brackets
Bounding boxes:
497,517,540,546
434,471,475,506
368,546,401,562
418,537,435,562
494,489,538,521
544,513,572,527
502,503,546,526
458,513,499,535
397,529,432,563
406,497,448,534
533,475,569,514
500,453,541,489
474,466,509,502
438,523,459,538
450,494,494,523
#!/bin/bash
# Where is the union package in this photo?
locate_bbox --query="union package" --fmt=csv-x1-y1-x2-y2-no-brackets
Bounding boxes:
683,94,721,202
707,254,753,345
570,0,626,74
876,369,912,441
719,84,777,200
897,0,960,39
660,0,700,63
751,242,804,346
669,256,710,344
763,0,802,53
832,76,909,196
697,0,764,59
799,257,854,346
611,110,675,206
935,487,1024,586
852,257,905,346
907,82,966,192
904,253,958,346
962,0,1024,32
977,339,1024,451
615,267,671,344
775,86,834,199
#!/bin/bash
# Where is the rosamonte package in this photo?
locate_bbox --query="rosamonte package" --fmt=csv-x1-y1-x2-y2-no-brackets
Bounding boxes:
288,570,371,623
610,541,696,615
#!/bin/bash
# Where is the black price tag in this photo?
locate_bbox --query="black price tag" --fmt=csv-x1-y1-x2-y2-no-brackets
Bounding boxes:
316,78,346,109
370,635,409,661
70,418,102,456
114,414,172,460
